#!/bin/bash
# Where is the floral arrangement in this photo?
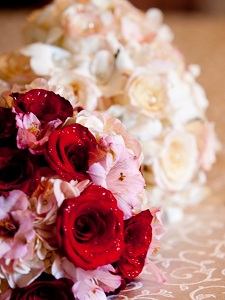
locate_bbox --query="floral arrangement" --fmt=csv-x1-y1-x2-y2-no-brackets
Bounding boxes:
6,0,218,218
0,86,164,299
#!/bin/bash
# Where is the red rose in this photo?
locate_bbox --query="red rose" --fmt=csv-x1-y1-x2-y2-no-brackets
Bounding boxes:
0,147,47,196
10,273,74,300
0,107,17,147
0,107,16,138
117,210,153,279
11,89,73,124
0,147,34,195
57,185,124,270
45,123,97,181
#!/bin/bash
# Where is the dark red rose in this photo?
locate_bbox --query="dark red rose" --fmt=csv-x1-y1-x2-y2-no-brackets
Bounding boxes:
0,147,43,196
57,185,124,270
117,210,153,279
11,89,73,124
0,107,16,139
10,273,74,300
0,107,17,147
44,123,97,181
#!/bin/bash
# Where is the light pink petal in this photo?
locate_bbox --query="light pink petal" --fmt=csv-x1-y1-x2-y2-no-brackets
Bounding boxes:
0,190,28,214
52,255,77,282
88,163,107,188
0,242,11,258
144,260,167,284
94,265,121,293
72,280,107,300
5,210,35,260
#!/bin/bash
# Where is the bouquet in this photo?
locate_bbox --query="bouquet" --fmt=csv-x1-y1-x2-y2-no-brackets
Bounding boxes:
8,0,217,218
0,86,164,299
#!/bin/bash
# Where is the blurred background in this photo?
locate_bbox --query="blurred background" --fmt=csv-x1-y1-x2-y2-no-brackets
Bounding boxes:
131,0,225,13
0,0,225,12
0,0,225,13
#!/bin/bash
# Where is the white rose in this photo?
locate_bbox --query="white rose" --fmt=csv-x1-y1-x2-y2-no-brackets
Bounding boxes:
90,49,115,84
126,68,168,117
152,131,198,191
167,70,208,125
48,69,102,110
20,43,71,76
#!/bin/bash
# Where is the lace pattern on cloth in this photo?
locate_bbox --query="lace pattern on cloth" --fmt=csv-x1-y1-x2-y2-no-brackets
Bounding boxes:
108,203,225,299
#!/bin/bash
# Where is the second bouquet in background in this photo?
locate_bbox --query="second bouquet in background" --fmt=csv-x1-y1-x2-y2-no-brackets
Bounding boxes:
0,0,220,220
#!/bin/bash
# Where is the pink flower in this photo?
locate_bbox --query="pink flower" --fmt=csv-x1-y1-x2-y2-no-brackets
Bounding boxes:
72,280,106,300
73,265,121,299
76,110,143,163
15,112,62,155
147,207,165,255
0,190,35,260
0,191,45,289
52,256,121,298
186,120,219,171
75,265,121,294
88,135,145,218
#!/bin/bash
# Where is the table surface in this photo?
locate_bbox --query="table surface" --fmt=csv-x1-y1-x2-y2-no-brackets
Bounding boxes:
0,7,225,300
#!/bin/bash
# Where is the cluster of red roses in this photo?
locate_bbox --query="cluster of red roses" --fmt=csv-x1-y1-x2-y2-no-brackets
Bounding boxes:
0,89,157,300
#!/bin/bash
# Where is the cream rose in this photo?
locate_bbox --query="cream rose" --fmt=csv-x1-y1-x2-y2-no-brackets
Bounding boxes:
48,69,102,110
126,68,168,117
152,131,198,191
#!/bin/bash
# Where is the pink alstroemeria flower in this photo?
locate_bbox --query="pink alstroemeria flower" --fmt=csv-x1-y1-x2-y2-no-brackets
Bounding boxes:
0,190,35,260
72,279,107,300
52,255,121,300
88,135,145,218
15,112,62,155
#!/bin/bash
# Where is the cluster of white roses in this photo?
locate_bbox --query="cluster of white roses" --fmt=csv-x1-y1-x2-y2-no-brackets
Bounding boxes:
0,0,219,218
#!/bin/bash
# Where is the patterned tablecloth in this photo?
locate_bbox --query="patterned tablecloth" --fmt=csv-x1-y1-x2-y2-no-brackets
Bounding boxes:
0,7,225,300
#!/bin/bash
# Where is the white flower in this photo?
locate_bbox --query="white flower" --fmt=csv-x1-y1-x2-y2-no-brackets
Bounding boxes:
125,67,168,118
90,49,115,84
20,43,71,76
53,178,90,207
167,70,208,124
152,131,198,192
48,69,102,110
